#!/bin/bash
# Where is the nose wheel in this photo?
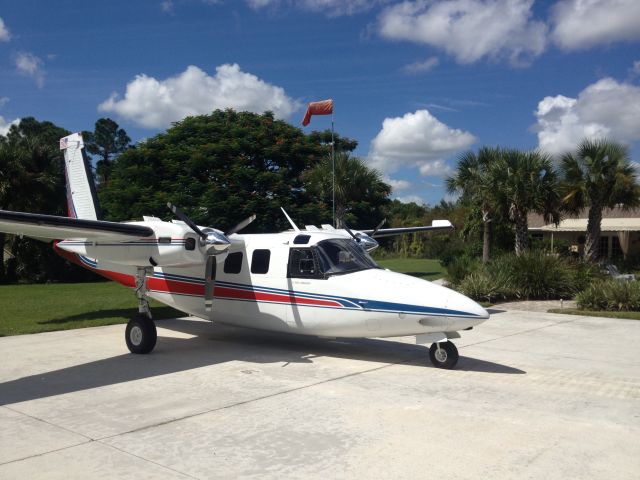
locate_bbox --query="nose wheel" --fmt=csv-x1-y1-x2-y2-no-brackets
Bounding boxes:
429,341,459,369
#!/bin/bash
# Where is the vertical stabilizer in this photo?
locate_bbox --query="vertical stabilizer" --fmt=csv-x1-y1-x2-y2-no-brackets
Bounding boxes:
60,133,101,220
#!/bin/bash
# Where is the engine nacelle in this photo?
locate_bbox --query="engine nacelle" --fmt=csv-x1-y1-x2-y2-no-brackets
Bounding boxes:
57,220,214,267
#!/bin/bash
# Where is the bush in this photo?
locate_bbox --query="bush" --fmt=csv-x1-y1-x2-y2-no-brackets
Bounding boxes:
576,280,640,311
454,250,598,302
458,271,507,303
445,255,480,285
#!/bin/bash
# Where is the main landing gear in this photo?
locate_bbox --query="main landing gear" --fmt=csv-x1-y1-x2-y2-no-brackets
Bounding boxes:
429,341,459,369
126,267,157,354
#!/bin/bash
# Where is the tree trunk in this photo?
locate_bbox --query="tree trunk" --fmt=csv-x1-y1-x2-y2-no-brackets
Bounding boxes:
514,212,529,256
482,218,491,263
584,205,603,263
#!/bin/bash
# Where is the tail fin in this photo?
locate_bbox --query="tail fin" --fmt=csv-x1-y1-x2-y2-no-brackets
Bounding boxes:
60,133,102,220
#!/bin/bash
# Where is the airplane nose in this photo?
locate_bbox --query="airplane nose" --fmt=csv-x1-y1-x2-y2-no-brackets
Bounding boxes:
446,289,489,320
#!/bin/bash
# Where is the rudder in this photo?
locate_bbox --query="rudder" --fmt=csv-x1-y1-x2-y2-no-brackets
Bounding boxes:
60,133,101,220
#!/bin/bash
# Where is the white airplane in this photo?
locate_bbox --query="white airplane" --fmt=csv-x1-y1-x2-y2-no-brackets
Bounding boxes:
0,133,489,369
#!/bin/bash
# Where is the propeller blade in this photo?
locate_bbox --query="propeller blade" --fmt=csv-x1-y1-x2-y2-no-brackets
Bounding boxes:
204,255,216,320
371,218,387,238
225,214,256,236
343,223,361,243
167,202,207,240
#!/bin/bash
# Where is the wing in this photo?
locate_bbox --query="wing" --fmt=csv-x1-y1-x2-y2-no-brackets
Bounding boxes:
361,220,453,238
0,210,154,241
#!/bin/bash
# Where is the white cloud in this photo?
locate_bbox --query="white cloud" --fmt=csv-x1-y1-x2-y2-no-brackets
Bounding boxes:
161,0,174,13
385,177,412,192
551,0,640,50
378,0,547,66
0,17,10,41
14,52,45,88
0,97,9,108
395,194,427,205
0,116,20,136
418,159,451,176
246,0,385,16
402,56,439,74
99,64,301,129
630,60,640,77
368,109,476,176
534,77,640,156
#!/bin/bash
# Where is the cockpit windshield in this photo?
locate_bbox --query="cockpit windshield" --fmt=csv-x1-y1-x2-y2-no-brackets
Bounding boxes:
315,239,380,276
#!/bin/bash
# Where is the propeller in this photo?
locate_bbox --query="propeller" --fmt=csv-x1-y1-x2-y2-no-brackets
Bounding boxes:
343,221,382,252
371,218,387,238
343,223,361,243
167,202,240,320
226,214,256,236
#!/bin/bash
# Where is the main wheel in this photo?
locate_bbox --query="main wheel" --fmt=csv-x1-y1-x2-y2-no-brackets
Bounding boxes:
125,315,157,354
429,341,459,369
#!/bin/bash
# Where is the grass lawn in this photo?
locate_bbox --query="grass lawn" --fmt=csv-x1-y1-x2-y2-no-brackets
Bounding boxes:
547,309,640,320
0,257,445,336
377,258,445,281
0,282,181,336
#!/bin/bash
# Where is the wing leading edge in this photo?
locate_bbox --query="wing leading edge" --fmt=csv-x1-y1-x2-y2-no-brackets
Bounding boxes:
0,210,154,241
361,220,453,238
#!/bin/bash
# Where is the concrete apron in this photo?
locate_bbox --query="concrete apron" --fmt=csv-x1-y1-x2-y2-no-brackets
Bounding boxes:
0,309,639,479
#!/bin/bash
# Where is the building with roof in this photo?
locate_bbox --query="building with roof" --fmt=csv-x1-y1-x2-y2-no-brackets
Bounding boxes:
528,207,640,261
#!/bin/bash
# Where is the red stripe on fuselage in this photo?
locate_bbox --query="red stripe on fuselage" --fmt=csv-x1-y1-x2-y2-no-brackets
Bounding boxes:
53,245,341,308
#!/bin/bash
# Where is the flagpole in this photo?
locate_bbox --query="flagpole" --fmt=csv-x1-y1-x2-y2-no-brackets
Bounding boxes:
331,112,335,228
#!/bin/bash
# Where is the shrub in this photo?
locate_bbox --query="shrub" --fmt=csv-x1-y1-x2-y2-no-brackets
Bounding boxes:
458,271,507,303
576,280,640,311
445,255,480,285
454,250,598,302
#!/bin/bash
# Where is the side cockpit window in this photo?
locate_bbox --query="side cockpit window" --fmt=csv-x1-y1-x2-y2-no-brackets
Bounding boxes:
288,248,322,279
224,252,243,274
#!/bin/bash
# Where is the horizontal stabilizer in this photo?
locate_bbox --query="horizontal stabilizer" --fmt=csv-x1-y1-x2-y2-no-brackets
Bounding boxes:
0,210,154,241
362,220,453,238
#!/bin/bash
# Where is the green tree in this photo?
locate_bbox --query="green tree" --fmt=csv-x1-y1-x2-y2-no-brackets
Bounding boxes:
560,138,640,263
446,147,503,262
100,110,326,232
304,152,390,228
492,149,560,255
83,118,131,187
0,118,99,283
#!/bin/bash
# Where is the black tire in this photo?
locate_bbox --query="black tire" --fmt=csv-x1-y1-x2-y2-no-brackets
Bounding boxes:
125,315,157,354
429,341,459,369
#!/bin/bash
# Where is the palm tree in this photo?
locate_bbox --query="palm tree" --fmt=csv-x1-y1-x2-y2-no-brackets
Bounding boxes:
560,138,640,263
446,147,502,262
491,149,560,255
305,152,390,228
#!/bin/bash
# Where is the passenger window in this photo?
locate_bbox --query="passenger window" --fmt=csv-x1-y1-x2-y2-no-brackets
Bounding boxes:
288,248,322,279
251,249,271,274
224,252,243,274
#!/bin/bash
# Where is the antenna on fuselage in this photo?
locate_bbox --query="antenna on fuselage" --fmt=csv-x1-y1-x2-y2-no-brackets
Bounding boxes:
280,207,300,232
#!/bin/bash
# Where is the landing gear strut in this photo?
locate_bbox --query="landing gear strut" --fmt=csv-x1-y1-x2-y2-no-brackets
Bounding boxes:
429,341,459,369
125,267,157,354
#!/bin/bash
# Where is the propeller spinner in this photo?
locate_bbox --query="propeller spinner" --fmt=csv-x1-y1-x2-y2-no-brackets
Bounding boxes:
167,203,256,319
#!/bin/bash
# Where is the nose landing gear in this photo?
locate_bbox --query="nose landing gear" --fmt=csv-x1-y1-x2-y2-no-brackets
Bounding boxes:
429,341,459,369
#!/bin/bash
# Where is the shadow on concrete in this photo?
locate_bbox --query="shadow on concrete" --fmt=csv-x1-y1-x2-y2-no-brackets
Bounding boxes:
0,318,524,405
487,308,507,314
38,307,182,325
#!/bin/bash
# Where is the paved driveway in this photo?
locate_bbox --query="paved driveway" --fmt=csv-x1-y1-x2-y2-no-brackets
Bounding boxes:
1,308,638,479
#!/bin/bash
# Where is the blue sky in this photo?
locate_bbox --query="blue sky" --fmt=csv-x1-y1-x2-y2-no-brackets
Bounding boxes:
1,0,639,206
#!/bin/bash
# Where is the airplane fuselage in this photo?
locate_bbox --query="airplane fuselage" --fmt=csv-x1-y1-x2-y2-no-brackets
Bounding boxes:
57,227,489,339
